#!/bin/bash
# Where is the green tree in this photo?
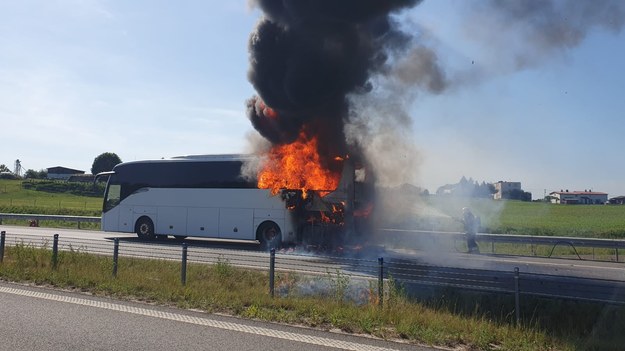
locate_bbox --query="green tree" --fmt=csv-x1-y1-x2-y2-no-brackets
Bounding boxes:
507,188,532,202
0,164,9,173
91,152,122,175
24,169,48,179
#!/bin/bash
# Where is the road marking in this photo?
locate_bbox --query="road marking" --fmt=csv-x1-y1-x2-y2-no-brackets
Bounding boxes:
0,286,404,351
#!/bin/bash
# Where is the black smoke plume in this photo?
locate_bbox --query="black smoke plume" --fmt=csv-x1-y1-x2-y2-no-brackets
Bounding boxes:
246,0,625,186
246,0,422,166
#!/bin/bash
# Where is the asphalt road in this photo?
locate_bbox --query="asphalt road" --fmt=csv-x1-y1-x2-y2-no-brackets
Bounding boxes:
0,281,429,351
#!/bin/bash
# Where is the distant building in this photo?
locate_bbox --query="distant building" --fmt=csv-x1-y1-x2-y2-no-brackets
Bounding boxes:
493,181,522,200
47,166,85,181
608,196,625,205
549,190,608,204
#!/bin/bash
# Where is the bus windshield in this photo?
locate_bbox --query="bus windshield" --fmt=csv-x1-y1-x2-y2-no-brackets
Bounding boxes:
104,181,121,212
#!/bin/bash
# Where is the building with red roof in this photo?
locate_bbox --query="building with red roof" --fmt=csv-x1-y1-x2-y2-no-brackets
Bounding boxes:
549,190,608,204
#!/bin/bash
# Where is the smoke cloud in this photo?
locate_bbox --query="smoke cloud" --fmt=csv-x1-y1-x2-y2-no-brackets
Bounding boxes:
246,0,425,172
462,0,625,70
245,0,625,189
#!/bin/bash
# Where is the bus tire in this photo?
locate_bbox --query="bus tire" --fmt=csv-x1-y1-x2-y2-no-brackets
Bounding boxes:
257,221,281,251
135,217,155,240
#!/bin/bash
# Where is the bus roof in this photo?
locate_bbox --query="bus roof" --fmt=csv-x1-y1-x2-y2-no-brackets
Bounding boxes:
116,154,254,168
170,154,253,161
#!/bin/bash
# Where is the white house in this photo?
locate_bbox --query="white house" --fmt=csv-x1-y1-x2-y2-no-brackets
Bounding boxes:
549,190,608,204
493,181,522,200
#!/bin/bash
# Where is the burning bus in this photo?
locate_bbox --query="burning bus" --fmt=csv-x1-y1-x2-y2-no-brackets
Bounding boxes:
98,151,372,250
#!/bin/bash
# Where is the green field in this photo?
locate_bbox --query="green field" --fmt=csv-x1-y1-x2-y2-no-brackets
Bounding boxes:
422,197,625,239
0,179,101,215
378,192,625,239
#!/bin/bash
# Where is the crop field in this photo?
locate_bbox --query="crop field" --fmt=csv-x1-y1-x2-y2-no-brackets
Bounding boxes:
427,197,625,239
0,179,101,213
381,193,625,239
492,201,625,238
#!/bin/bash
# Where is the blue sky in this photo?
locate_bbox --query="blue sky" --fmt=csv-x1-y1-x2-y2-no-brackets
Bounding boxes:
1,0,624,199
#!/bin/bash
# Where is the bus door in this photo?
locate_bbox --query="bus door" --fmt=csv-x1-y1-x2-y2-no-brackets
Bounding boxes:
118,206,134,232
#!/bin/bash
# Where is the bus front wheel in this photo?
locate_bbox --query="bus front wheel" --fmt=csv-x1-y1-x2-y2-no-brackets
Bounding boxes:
257,221,281,251
135,217,155,240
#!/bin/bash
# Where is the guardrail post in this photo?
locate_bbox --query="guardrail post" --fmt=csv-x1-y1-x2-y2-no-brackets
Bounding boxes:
514,267,520,325
592,247,595,261
0,231,5,263
269,248,275,298
112,238,119,277
181,243,188,286
52,234,59,270
378,257,384,308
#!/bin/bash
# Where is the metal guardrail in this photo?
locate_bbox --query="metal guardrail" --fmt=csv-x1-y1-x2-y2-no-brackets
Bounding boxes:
384,258,625,305
0,213,101,229
479,232,625,249
379,228,625,261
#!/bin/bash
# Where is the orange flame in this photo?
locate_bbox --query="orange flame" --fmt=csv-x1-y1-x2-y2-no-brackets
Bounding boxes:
257,132,341,197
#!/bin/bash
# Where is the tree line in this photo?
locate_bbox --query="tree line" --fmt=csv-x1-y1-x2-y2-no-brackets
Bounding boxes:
0,152,122,180
436,176,531,201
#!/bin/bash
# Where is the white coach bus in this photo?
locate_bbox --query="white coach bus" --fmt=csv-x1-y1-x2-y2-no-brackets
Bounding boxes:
98,154,294,249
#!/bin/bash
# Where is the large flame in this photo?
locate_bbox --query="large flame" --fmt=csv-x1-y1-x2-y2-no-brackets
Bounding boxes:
258,132,341,197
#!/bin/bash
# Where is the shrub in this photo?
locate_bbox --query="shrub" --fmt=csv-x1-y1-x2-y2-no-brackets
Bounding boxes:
21,180,105,197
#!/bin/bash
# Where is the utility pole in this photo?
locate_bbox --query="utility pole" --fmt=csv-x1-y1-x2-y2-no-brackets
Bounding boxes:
14,159,22,177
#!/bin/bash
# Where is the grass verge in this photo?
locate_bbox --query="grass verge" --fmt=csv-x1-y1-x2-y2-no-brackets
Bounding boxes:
1,243,608,351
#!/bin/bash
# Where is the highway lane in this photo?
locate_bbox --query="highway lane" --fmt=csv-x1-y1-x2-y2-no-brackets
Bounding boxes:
0,281,428,351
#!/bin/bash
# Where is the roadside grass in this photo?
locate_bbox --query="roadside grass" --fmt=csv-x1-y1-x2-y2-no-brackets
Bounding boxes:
0,218,100,230
0,179,102,212
0,244,580,351
0,179,101,229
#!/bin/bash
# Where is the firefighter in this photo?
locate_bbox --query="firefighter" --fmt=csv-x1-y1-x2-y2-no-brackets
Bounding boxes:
462,207,480,254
